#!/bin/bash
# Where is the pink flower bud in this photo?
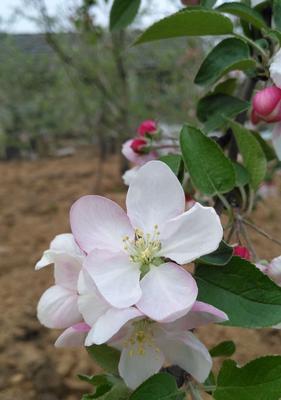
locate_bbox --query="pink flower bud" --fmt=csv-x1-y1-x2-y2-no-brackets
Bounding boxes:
251,86,281,124
233,245,251,260
130,138,148,153
137,120,158,137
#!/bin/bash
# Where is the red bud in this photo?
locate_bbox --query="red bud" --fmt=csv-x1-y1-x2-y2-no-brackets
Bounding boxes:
137,120,158,137
233,245,251,260
251,86,281,124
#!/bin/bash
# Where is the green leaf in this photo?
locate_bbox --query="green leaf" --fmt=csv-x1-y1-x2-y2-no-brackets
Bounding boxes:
159,154,184,178
213,78,237,96
134,9,233,45
210,341,236,358
215,356,281,400
87,345,120,375
195,257,281,328
81,375,130,400
197,94,249,133
129,373,184,400
233,162,250,187
229,121,266,190
180,124,236,195
195,38,256,86
273,0,281,31
101,383,130,400
216,2,267,29
110,0,141,31
198,241,233,266
251,131,277,161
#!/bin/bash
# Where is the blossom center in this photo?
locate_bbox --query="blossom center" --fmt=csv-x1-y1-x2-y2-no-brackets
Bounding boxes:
124,319,159,356
123,225,162,268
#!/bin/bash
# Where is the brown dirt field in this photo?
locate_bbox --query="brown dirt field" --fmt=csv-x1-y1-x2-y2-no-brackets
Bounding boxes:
1,146,281,399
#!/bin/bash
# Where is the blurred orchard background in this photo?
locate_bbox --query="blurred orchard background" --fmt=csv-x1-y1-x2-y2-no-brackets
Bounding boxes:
1,1,281,399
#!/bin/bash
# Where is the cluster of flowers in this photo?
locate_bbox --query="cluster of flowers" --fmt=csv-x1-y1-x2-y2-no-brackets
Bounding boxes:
36,160,228,389
122,120,179,185
251,49,281,159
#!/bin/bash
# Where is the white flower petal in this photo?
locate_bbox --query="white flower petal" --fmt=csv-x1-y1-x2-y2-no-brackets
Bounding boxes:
136,263,198,322
270,49,281,88
156,331,212,383
164,301,228,332
55,323,90,347
85,250,142,308
122,167,140,186
160,202,223,264
118,344,165,390
50,233,84,255
267,256,281,286
78,270,111,326
53,254,83,290
35,233,84,270
37,285,81,329
126,161,185,233
85,307,142,346
70,195,133,253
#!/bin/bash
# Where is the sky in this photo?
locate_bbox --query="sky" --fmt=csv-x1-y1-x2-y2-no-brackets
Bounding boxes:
0,0,180,33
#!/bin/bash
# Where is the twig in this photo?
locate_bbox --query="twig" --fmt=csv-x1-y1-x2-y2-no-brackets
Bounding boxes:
243,218,281,248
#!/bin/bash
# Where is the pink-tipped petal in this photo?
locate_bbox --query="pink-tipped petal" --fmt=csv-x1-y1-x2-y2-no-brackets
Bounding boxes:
126,161,185,233
37,285,81,329
165,301,228,332
70,195,133,254
136,263,198,323
85,307,142,346
84,250,142,309
160,203,223,264
156,331,212,383
55,323,90,348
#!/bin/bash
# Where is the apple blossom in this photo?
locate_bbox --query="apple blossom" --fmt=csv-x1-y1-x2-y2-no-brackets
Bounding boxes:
36,233,85,329
137,120,158,137
251,86,281,124
233,245,251,260
85,298,228,389
270,49,281,88
70,161,223,323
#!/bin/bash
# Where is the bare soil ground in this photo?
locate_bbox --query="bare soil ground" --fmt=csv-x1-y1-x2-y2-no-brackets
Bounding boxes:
1,146,281,399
